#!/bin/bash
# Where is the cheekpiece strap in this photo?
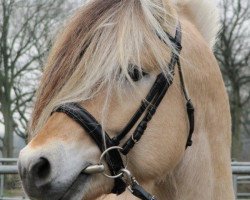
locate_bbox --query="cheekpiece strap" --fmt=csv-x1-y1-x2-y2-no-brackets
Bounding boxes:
51,21,195,200
117,22,183,155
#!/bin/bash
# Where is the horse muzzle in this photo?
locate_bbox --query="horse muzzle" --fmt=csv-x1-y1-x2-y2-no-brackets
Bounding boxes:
18,144,92,200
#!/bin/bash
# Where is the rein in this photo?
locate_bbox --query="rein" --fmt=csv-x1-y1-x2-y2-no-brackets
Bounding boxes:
53,23,194,200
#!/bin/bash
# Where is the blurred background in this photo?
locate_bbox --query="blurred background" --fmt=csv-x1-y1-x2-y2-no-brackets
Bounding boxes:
0,0,249,199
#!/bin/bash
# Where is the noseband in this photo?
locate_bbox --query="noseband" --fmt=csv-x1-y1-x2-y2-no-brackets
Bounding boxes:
53,23,194,200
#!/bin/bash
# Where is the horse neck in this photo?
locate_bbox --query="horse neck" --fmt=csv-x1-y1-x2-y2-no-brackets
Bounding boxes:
149,135,213,200
150,22,234,199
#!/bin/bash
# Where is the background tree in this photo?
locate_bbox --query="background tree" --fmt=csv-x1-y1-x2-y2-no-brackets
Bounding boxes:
0,0,67,157
216,0,250,159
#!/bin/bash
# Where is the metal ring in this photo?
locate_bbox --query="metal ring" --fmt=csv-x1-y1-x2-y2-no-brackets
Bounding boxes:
99,146,127,179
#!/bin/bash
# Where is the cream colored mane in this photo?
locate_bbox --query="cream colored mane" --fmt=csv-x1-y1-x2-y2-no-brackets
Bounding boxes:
176,0,220,47
19,1,235,200
30,0,219,136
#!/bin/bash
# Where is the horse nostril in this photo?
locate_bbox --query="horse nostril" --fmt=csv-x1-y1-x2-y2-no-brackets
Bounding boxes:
31,157,51,187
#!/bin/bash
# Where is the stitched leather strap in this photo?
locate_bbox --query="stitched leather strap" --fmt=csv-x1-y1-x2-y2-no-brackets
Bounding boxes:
51,22,195,199
119,23,184,155
53,103,126,194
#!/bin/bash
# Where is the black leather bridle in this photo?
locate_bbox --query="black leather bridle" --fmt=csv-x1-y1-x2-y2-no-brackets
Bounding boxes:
52,23,194,200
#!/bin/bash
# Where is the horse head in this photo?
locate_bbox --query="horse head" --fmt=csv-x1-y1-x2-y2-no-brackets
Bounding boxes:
18,0,234,199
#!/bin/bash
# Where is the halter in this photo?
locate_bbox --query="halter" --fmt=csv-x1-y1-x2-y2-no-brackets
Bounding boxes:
53,23,194,200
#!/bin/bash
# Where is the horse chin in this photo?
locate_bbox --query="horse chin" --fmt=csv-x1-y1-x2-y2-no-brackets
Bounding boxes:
59,172,110,200
59,172,90,200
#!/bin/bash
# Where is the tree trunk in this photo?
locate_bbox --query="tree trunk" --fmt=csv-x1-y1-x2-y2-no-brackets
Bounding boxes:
231,86,242,160
2,101,14,158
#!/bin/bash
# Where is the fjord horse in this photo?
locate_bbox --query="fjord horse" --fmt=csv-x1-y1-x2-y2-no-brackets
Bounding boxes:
18,0,234,199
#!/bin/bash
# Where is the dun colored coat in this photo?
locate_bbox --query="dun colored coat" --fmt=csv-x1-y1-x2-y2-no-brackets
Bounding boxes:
18,0,234,199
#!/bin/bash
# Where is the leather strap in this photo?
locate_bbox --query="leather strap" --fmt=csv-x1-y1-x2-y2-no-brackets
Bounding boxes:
112,23,183,146
53,103,126,194
119,23,184,155
177,57,195,148
52,22,195,199
131,181,156,200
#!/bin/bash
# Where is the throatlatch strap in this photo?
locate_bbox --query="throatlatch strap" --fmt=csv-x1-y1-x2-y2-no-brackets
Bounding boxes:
185,99,194,147
53,103,126,194
176,60,195,148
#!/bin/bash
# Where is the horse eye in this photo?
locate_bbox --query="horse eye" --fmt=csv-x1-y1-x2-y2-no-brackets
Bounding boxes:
128,65,148,82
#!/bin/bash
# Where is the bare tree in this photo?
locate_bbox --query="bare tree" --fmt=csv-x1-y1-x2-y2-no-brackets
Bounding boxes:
216,0,250,159
0,0,67,157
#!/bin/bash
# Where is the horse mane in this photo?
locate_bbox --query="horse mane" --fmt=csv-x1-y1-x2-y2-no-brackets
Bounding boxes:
176,0,220,48
30,0,179,135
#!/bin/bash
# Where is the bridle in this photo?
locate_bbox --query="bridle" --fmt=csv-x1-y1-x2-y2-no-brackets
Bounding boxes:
53,23,194,200
53,22,194,200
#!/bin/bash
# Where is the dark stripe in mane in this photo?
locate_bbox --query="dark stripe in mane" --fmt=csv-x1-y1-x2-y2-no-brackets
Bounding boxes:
31,0,123,132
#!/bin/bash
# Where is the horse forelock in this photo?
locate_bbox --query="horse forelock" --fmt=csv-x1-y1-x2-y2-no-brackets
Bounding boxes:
30,0,178,137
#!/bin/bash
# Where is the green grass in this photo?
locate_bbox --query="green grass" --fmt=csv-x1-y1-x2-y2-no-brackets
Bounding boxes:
3,188,26,197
